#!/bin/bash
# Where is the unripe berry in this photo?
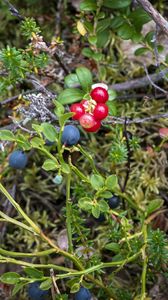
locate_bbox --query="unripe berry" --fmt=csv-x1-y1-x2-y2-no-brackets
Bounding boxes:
9,150,28,169
84,120,101,132
79,113,95,129
61,125,80,146
70,103,85,120
90,87,109,103
93,103,109,120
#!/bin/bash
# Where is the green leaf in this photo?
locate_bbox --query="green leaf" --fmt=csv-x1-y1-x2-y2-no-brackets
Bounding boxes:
97,18,111,33
111,16,125,29
92,52,103,61
70,283,80,293
117,23,134,40
16,134,31,150
53,100,65,116
129,8,151,31
40,278,52,290
107,101,117,116
58,88,84,105
42,159,59,171
99,200,109,212
96,30,110,48
88,35,97,45
134,47,149,56
108,89,117,101
12,282,27,296
76,67,93,92
105,242,120,252
24,267,43,278
92,205,100,218
59,112,74,127
80,0,97,11
147,199,164,216
0,272,20,284
82,48,94,58
61,162,71,174
99,191,113,199
30,137,44,148
90,174,105,190
105,175,118,191
78,197,92,211
32,124,42,134
103,0,131,9
41,123,58,142
64,74,80,88
0,130,15,141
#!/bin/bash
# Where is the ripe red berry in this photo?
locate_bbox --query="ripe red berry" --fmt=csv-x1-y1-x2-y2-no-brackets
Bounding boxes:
93,103,109,120
70,103,85,120
80,99,89,110
85,120,101,132
79,113,95,129
90,87,109,103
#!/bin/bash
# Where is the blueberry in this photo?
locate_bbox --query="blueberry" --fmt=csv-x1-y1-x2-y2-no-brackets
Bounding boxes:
74,287,92,300
9,150,28,169
94,213,105,222
61,125,80,146
28,282,49,300
108,195,120,209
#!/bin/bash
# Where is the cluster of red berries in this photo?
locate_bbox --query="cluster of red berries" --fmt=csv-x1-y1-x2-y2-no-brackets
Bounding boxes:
70,84,109,132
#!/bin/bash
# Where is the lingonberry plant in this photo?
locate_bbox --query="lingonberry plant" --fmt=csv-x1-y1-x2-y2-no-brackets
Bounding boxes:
0,1,168,300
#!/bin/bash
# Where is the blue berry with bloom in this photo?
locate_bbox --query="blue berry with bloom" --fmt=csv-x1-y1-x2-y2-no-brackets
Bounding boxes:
28,281,49,300
9,150,28,169
108,195,120,209
74,287,92,300
61,125,80,146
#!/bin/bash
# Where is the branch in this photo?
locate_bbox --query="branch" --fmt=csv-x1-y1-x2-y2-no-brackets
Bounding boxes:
104,113,168,125
110,68,168,91
137,0,168,36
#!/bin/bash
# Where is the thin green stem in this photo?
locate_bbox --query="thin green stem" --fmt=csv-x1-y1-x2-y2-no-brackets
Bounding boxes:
0,256,74,273
69,161,90,183
0,183,41,234
140,224,148,300
77,145,101,175
38,147,60,166
66,172,73,253
57,126,64,164
0,247,56,258
0,211,35,233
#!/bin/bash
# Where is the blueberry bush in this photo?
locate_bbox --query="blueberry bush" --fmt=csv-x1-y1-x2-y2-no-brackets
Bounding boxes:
0,1,168,300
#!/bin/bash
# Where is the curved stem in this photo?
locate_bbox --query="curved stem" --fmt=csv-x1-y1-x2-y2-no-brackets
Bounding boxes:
66,171,73,253
77,145,101,175
140,224,148,300
0,247,56,258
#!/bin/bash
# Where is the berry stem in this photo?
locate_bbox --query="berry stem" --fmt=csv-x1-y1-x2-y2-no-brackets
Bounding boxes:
77,145,101,175
66,171,73,253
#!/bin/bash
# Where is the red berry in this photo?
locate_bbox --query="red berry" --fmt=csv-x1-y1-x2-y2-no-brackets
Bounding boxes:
81,99,89,110
79,113,95,129
90,87,109,103
70,103,85,120
85,120,101,132
93,103,109,120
